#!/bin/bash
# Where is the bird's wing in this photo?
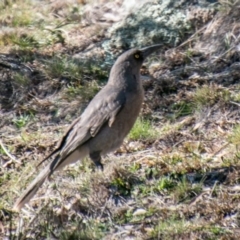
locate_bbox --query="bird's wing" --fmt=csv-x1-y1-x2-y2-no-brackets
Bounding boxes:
37,116,82,167
60,90,126,157
40,88,126,169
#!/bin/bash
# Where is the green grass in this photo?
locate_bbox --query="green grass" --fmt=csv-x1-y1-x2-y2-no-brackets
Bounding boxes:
228,124,240,146
12,114,31,129
13,73,31,87
0,0,56,29
163,154,183,165
128,117,157,141
45,57,108,83
157,176,176,191
231,91,240,102
66,81,100,101
151,219,228,239
0,2,33,27
59,220,106,240
45,57,79,79
193,85,231,109
110,167,140,197
151,217,187,238
171,100,193,119
0,27,57,50
0,31,17,46
172,176,203,203
13,34,40,49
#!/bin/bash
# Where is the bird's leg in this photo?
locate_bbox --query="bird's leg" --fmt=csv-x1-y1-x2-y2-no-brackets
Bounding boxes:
89,152,104,170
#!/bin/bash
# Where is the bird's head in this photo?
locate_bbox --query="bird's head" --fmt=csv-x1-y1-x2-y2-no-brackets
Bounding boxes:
109,44,162,79
114,44,162,69
108,44,162,88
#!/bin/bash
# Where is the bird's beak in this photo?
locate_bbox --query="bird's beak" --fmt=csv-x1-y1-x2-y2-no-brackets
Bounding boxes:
140,44,162,59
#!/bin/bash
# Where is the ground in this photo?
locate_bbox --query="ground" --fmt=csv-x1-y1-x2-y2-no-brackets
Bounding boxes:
1,0,240,239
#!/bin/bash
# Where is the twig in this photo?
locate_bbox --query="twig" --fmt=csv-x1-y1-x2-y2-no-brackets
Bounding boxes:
230,101,240,107
211,143,230,158
211,45,236,63
0,139,21,166
176,23,208,49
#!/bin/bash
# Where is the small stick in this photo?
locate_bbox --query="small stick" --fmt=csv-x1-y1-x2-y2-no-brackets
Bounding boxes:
0,139,21,166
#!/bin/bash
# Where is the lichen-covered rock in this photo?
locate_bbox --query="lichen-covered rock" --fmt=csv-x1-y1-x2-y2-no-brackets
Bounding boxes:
82,0,153,26
102,0,217,63
75,0,217,67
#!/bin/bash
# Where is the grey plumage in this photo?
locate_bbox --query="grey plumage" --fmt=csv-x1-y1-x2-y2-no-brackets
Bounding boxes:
13,44,162,211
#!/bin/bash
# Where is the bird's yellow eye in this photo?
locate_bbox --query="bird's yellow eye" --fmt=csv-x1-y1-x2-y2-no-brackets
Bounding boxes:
134,54,140,59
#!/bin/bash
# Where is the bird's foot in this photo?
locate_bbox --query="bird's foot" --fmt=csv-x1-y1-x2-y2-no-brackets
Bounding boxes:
94,161,104,171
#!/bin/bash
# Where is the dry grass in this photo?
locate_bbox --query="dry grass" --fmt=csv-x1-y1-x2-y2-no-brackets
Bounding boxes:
1,1,240,239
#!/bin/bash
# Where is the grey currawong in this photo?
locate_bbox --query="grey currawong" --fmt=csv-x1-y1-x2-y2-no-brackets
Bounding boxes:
13,44,162,211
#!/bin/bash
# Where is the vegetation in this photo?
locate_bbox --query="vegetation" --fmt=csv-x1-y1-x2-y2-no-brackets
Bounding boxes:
128,117,157,141
1,0,240,239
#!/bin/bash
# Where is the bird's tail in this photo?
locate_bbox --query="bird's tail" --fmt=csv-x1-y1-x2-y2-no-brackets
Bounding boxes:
13,146,89,212
13,163,52,212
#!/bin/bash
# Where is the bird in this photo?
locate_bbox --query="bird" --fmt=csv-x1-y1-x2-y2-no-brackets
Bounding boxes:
13,44,162,211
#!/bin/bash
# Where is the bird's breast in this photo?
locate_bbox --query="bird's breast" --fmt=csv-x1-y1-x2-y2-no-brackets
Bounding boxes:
110,88,144,138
